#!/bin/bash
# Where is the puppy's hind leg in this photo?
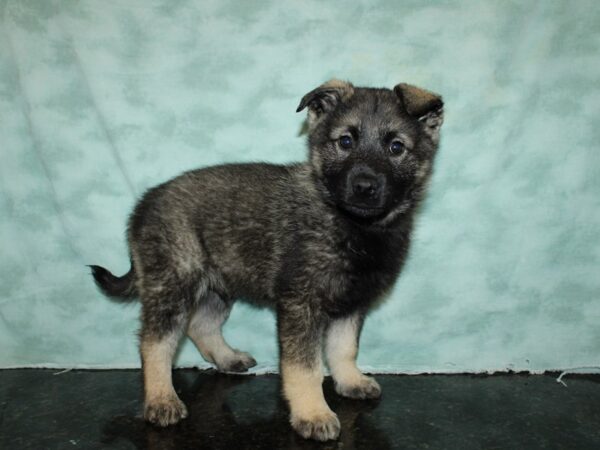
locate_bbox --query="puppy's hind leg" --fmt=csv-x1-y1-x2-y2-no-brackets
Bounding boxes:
139,289,191,427
187,292,257,373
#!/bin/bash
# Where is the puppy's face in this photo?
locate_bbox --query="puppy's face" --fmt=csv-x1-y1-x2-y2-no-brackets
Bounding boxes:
297,80,444,227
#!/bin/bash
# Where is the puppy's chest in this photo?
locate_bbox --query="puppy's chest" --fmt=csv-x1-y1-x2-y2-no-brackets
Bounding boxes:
318,234,405,316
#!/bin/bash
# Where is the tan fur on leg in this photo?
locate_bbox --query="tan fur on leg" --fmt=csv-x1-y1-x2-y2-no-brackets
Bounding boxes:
187,294,256,372
282,361,340,441
325,314,381,399
141,332,188,426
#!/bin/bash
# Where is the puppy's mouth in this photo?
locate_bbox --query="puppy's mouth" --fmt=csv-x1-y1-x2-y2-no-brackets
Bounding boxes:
339,202,386,218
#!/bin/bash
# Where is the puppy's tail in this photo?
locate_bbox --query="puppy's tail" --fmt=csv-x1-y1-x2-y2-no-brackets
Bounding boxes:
89,264,138,301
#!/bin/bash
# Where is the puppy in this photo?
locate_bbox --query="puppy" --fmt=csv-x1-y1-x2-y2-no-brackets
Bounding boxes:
91,79,444,441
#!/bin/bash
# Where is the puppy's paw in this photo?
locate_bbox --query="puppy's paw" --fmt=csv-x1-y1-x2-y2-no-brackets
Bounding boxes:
217,351,257,373
291,410,341,441
144,395,188,427
335,375,381,400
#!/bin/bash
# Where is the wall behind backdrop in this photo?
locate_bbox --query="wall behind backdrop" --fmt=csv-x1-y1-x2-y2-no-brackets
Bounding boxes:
1,0,599,373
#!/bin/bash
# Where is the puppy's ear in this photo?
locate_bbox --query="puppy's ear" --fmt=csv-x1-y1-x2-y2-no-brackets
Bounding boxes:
296,79,354,128
394,83,444,141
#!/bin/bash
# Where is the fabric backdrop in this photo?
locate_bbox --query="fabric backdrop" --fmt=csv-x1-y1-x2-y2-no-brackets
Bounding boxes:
1,0,599,373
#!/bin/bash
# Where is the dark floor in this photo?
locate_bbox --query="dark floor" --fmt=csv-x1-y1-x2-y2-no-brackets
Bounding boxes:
1,369,599,449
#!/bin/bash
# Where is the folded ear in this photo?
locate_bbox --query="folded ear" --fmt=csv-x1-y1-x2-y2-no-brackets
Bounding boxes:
296,79,354,128
394,83,444,141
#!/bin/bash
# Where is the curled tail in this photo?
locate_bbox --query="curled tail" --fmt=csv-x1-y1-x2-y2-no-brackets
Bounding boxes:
89,264,138,301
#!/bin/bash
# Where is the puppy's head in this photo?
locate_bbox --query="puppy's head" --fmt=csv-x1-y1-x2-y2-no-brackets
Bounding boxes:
297,79,444,228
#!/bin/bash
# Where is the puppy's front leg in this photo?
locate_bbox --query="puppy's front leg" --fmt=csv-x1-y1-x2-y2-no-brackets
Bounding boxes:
325,312,381,399
278,303,340,441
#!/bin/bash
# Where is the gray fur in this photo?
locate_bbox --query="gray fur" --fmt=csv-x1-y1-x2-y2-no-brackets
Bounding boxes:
91,79,444,441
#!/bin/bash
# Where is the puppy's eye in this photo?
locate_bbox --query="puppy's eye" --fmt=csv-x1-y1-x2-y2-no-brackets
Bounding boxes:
390,141,405,155
339,135,353,149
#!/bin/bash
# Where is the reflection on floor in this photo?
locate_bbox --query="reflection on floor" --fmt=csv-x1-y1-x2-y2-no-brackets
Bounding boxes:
1,369,599,449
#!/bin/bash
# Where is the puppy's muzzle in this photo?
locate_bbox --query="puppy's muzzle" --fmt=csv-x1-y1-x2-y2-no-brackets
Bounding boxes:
343,165,387,217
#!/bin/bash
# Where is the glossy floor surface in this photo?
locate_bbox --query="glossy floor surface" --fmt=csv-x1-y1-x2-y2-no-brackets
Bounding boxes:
1,369,599,449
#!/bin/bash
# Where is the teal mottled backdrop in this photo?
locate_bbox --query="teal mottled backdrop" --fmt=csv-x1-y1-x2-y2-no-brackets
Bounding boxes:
1,0,599,372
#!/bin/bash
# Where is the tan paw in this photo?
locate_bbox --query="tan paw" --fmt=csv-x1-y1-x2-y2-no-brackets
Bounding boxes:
144,394,188,427
216,350,257,373
335,375,381,399
291,410,341,441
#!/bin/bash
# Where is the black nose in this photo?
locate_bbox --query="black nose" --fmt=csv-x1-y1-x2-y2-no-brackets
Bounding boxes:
352,175,380,198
